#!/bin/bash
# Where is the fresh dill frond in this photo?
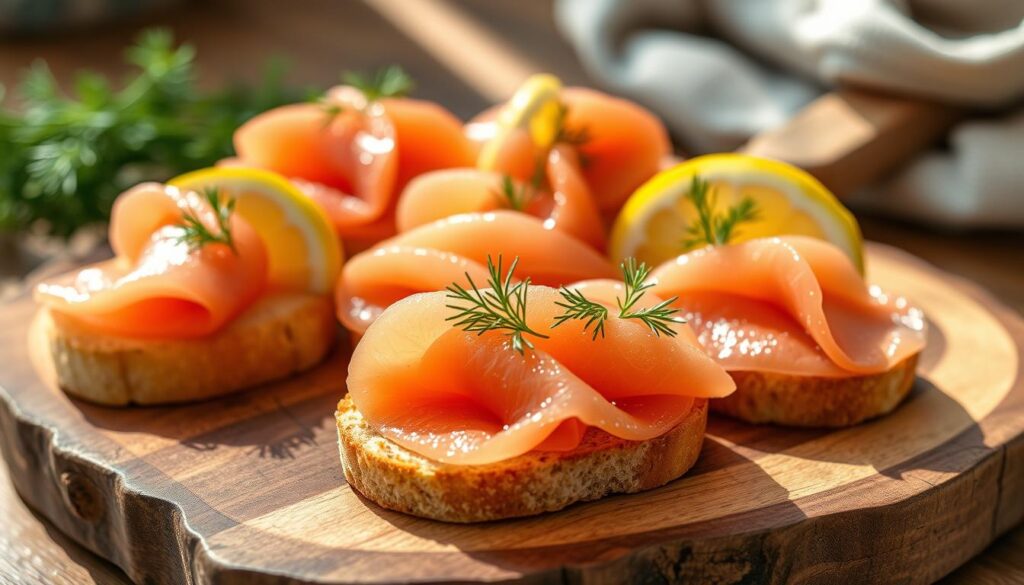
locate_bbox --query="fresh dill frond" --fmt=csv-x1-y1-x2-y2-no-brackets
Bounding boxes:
616,257,655,315
714,197,759,244
498,175,531,211
616,258,683,337
516,102,592,196
445,255,549,355
681,174,760,251
343,65,415,102
619,297,682,337
549,258,683,340
528,156,547,192
317,96,345,128
552,287,608,340
553,103,590,147
176,187,237,253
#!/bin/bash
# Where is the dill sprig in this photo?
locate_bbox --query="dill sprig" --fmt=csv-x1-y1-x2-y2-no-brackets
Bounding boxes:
320,65,415,125
553,103,590,147
681,175,760,251
498,175,531,211
620,296,682,337
446,255,549,355
616,257,654,315
519,101,592,197
176,188,237,253
343,65,415,102
616,258,683,337
318,97,345,128
550,257,684,339
552,287,608,340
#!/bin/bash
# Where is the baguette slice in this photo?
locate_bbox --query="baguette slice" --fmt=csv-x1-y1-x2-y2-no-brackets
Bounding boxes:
337,396,708,523
39,292,336,406
712,354,920,427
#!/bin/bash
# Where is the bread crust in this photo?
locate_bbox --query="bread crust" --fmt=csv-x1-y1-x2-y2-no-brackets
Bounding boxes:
336,397,708,523
712,354,920,427
40,292,336,406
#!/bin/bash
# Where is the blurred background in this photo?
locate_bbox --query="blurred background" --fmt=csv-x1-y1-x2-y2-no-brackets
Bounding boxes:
0,0,1021,583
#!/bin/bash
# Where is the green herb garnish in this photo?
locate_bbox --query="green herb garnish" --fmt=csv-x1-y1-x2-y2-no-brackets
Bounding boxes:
552,287,608,340
551,257,684,339
342,65,415,102
616,258,682,337
681,175,760,251
498,175,531,211
318,97,345,128
553,103,590,147
517,101,591,198
0,28,300,239
446,255,549,355
175,188,236,253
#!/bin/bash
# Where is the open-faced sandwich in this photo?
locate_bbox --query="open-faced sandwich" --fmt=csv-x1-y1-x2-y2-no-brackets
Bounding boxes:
33,168,342,405
337,257,735,522
612,154,927,426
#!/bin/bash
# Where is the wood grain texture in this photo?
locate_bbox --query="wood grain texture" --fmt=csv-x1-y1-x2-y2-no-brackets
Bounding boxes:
0,244,1021,584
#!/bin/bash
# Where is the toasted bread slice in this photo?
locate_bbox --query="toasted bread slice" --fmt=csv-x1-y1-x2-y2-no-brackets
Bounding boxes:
711,354,919,427
40,292,336,406
336,396,708,522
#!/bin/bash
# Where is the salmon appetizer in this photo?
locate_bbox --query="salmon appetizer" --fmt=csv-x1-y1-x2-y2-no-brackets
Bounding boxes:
228,67,476,251
33,169,342,405
651,236,925,378
334,211,617,336
608,157,928,427
650,236,926,426
37,183,268,339
396,74,672,250
337,257,735,521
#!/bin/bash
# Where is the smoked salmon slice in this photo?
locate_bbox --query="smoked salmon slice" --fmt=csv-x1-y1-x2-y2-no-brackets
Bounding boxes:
232,86,476,249
395,144,606,249
35,183,267,338
335,211,617,334
650,236,926,377
347,283,735,465
467,87,671,217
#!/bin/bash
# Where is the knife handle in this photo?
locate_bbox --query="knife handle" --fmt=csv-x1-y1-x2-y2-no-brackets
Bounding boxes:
741,89,961,196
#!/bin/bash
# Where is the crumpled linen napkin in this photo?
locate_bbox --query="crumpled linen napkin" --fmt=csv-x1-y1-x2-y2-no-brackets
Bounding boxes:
555,0,1024,228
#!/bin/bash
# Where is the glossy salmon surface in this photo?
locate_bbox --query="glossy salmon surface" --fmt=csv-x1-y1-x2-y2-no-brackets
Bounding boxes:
35,183,267,338
650,236,926,377
348,283,734,464
335,211,617,335
397,144,606,250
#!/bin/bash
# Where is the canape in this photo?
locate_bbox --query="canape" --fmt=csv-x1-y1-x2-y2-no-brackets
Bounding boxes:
338,258,734,521
34,170,342,405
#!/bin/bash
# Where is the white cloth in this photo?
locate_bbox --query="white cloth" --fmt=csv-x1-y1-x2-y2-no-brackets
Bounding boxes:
555,0,1024,228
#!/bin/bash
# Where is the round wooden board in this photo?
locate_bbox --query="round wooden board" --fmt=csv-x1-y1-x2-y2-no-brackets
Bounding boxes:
0,244,1022,585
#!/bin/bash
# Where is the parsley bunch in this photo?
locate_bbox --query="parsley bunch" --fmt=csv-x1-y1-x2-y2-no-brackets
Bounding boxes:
0,29,301,238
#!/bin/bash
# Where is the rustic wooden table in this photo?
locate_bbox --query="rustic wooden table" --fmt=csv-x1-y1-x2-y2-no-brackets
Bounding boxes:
1,1,1022,583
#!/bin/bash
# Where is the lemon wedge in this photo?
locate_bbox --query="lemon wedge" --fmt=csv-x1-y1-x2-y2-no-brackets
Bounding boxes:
610,154,864,272
169,167,343,294
478,73,563,170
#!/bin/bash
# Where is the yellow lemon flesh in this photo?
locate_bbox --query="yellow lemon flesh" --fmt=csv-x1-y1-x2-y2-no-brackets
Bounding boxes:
477,73,564,170
170,167,343,294
610,154,864,273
